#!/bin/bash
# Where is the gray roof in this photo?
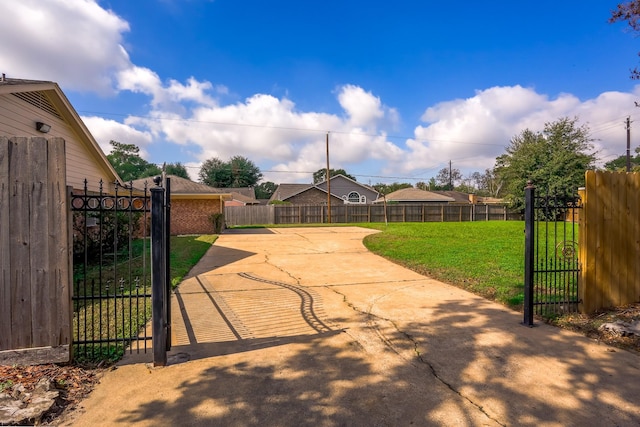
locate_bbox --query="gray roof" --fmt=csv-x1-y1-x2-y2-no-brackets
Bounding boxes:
374,188,456,203
131,175,219,194
431,191,472,203
270,183,315,202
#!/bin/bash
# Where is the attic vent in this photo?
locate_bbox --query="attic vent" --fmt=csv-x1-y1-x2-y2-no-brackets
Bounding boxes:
12,91,62,120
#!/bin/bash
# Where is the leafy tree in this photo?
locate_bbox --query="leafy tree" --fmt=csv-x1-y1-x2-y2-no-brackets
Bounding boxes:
199,158,230,187
106,140,160,182
604,146,640,171
165,162,190,179
199,156,262,187
435,166,462,190
494,117,596,210
255,181,277,199
313,168,356,184
373,182,413,195
610,1,640,79
415,181,428,190
229,155,263,187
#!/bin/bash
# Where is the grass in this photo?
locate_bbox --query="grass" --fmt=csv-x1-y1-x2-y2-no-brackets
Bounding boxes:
360,222,527,309
73,234,217,363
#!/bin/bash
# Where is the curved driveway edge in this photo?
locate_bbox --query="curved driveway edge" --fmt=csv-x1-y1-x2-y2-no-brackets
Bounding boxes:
66,227,640,426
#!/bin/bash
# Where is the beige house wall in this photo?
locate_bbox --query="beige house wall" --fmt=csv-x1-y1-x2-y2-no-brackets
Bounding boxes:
0,90,118,193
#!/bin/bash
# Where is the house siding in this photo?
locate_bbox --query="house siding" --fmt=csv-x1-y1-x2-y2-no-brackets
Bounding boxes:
316,175,379,203
0,92,115,193
171,198,223,235
287,188,342,205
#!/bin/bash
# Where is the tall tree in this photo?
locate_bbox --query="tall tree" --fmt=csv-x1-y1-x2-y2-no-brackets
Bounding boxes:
229,155,263,187
106,140,160,182
165,162,190,179
199,156,262,188
435,166,462,190
313,168,356,184
494,117,596,209
255,181,278,199
610,1,640,78
373,182,413,195
604,146,640,171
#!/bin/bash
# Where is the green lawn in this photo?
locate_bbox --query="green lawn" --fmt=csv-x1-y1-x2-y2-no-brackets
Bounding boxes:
360,222,526,309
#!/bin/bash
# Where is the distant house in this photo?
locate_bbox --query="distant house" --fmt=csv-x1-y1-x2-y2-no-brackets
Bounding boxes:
131,175,231,235
373,188,456,204
0,76,121,193
221,187,260,206
270,174,379,205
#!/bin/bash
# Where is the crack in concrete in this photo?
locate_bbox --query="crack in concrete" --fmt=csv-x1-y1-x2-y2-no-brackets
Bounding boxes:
327,286,506,427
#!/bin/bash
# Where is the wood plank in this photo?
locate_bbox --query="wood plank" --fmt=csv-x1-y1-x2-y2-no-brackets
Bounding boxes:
0,345,70,365
631,172,640,303
49,138,71,346
0,137,11,350
609,173,621,306
582,171,597,313
29,137,49,347
9,137,32,349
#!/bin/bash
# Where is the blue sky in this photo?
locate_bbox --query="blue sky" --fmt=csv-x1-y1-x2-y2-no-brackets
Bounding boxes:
3,1,640,185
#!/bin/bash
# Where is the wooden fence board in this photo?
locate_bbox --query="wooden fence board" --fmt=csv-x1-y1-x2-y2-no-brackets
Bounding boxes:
581,171,640,313
29,137,49,347
0,138,10,349
0,137,70,363
631,173,640,303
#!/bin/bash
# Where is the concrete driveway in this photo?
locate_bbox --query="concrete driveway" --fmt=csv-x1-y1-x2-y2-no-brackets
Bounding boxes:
66,227,640,426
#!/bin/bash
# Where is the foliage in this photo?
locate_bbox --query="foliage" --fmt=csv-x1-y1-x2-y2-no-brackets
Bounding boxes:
209,213,225,234
106,141,161,182
435,166,463,190
373,182,413,195
72,211,142,264
494,117,595,210
255,181,277,199
362,222,526,309
165,162,190,179
313,168,356,184
610,1,640,79
199,155,263,187
604,146,640,171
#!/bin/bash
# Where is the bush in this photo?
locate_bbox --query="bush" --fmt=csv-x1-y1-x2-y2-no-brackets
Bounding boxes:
209,213,225,234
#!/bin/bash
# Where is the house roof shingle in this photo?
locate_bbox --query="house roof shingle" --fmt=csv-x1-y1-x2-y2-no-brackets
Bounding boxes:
374,187,456,203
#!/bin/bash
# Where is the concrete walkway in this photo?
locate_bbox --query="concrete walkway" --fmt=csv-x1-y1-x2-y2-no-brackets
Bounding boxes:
65,227,640,426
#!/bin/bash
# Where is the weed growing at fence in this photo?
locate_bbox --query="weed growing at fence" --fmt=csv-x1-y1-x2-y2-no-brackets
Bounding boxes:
362,222,527,309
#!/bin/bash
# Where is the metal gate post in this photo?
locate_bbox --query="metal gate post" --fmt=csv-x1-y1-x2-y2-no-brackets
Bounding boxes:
523,181,535,326
164,177,171,351
151,185,167,366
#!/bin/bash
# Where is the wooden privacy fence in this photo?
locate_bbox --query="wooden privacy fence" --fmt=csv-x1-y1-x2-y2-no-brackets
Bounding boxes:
0,137,72,364
226,203,517,226
579,170,640,313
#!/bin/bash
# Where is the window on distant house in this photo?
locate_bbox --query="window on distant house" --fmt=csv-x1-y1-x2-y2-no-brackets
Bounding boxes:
347,191,361,203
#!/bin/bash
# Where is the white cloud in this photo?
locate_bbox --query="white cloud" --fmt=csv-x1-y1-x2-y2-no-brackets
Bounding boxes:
4,1,638,184
1,0,130,94
388,85,639,179
82,116,153,157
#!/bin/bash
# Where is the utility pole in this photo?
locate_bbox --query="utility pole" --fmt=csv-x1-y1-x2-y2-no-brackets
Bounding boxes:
626,116,632,172
326,132,331,223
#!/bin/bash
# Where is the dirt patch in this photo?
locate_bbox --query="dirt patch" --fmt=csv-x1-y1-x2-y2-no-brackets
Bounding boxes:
548,302,640,353
0,363,103,425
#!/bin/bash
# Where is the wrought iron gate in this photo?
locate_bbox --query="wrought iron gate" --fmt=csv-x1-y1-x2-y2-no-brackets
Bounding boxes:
71,178,171,365
524,183,582,325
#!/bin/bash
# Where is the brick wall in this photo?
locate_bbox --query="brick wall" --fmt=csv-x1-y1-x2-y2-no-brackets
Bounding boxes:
170,198,222,235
